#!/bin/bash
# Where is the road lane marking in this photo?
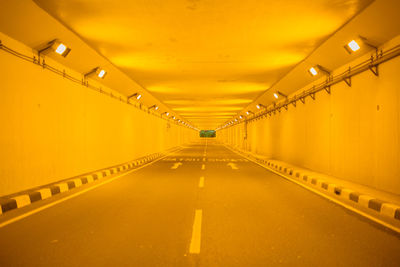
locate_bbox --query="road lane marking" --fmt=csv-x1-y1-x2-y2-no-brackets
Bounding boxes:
0,151,180,229
224,145,400,234
201,164,205,170
199,177,205,188
171,162,183,169
203,157,205,161
189,209,202,254
227,163,238,170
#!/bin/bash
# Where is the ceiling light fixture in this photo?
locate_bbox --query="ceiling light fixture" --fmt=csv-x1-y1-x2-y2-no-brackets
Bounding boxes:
149,105,159,111
308,65,330,77
273,91,288,99
308,67,318,76
347,40,361,52
84,67,107,79
127,93,142,101
38,39,71,58
344,36,377,54
256,104,266,109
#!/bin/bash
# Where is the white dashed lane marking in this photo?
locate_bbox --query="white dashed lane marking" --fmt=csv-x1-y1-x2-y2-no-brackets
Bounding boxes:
171,162,183,169
227,163,239,170
189,209,203,254
199,177,205,188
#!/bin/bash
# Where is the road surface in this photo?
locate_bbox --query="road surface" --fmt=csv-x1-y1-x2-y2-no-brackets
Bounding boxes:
0,140,399,266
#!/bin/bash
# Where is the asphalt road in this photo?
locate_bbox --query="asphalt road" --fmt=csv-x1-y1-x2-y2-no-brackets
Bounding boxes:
0,140,399,266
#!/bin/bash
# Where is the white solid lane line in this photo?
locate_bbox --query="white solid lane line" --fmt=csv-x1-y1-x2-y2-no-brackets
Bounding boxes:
0,152,177,229
189,209,203,254
199,177,205,188
201,164,205,170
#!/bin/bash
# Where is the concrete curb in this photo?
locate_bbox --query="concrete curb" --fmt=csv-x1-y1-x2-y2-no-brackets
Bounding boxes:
228,146,400,222
0,150,171,215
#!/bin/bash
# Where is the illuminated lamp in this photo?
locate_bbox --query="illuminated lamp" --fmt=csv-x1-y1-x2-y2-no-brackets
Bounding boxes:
273,91,288,99
346,40,360,52
84,67,107,79
344,36,377,54
127,93,142,101
38,39,71,58
256,104,266,109
308,67,318,76
308,65,330,77
149,105,159,111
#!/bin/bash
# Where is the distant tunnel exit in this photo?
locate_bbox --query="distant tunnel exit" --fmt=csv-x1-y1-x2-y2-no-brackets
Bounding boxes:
200,130,216,138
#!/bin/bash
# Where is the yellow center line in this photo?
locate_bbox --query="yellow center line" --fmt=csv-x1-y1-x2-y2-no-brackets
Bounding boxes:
199,176,205,188
189,209,202,254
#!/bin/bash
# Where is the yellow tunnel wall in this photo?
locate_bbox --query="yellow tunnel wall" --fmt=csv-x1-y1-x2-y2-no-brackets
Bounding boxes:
218,36,400,195
0,32,197,196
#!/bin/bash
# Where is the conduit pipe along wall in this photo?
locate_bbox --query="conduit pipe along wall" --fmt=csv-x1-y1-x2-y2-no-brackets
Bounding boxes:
0,32,197,196
218,35,400,195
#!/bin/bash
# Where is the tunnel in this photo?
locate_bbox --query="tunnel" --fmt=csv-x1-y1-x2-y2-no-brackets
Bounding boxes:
0,0,400,266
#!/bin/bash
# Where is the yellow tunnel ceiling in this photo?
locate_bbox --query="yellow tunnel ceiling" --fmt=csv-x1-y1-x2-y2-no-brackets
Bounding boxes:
32,0,374,129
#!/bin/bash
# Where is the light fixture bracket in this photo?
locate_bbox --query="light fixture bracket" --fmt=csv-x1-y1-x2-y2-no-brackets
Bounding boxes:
324,86,331,94
38,39,71,58
316,65,331,76
359,35,378,50
343,76,352,87
277,91,288,98
127,93,141,100
84,67,106,79
369,65,379,76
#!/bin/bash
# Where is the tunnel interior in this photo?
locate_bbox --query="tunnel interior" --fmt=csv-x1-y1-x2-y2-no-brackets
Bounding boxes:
1,0,400,266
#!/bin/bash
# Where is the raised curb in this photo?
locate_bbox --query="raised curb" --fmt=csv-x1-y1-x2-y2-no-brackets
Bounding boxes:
228,146,400,222
0,150,172,215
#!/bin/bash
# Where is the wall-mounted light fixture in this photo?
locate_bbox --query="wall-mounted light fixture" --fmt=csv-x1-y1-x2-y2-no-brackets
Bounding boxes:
128,93,142,101
38,39,71,58
308,65,331,77
273,91,288,99
246,110,254,115
256,104,266,109
344,36,377,54
84,67,107,79
239,115,243,119
149,105,159,111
